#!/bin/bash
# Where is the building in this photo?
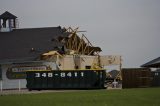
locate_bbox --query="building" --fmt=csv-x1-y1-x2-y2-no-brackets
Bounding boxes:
0,11,122,90
141,57,160,87
0,11,68,89
141,57,160,68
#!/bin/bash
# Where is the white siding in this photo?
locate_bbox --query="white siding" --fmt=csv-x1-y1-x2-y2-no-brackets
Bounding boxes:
1,64,26,89
0,62,57,89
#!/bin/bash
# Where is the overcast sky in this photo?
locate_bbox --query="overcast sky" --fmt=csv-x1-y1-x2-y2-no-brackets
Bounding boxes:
0,0,160,68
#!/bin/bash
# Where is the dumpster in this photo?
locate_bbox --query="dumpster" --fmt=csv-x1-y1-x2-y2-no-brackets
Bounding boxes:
26,70,106,90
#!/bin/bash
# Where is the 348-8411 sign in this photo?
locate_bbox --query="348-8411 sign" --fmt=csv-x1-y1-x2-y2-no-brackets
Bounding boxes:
35,72,84,78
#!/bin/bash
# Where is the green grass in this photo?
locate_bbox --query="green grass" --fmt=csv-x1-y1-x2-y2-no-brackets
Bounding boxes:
0,88,160,106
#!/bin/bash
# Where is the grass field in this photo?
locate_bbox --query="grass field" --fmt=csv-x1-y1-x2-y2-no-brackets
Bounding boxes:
0,88,160,106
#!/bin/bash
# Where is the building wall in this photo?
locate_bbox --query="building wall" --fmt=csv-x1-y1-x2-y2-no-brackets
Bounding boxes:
152,71,160,87
59,55,98,70
0,62,57,89
1,64,26,89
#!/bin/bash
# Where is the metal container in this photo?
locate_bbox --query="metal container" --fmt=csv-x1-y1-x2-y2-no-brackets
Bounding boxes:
122,68,151,88
26,70,106,90
0,65,2,80
151,71,160,87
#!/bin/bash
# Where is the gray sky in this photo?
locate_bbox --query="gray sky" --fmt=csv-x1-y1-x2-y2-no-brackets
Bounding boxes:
0,0,160,68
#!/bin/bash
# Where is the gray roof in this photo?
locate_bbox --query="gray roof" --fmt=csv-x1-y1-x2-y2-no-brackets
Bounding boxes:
141,57,160,68
0,27,68,63
0,11,17,19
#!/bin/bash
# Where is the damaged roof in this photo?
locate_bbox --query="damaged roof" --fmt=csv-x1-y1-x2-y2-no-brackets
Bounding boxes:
0,27,67,63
